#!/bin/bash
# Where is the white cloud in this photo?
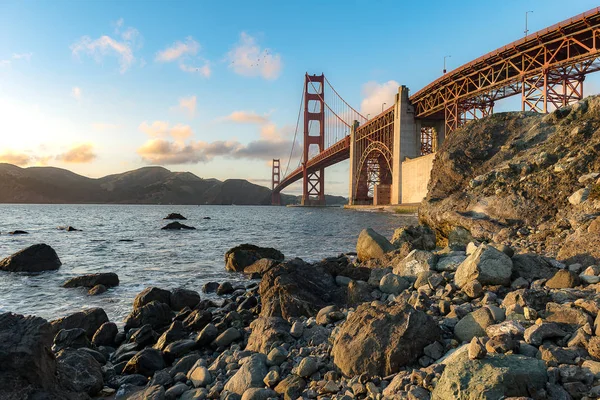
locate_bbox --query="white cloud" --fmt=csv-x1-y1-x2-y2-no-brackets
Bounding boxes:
0,60,10,67
226,32,282,80
156,37,200,62
173,96,197,117
12,52,33,61
71,87,82,100
179,62,211,77
360,80,399,117
222,110,269,124
70,20,141,73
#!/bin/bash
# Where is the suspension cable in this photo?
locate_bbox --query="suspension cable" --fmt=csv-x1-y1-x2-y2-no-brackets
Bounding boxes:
284,87,304,178
324,76,368,121
307,78,352,128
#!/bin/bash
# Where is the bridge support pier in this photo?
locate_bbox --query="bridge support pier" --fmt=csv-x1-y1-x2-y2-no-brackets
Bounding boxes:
391,86,419,205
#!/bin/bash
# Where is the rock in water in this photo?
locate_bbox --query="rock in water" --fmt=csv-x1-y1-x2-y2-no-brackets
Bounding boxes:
164,213,187,220
0,243,61,272
161,221,196,230
224,244,284,272
8,230,28,235
431,351,547,399
170,288,201,311
50,308,109,339
331,301,441,376
356,228,395,261
454,243,513,288
133,286,171,309
62,272,120,288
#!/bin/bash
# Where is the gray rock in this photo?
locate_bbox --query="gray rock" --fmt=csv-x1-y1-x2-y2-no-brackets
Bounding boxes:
436,254,467,272
128,385,166,400
225,244,284,272
92,322,118,346
379,273,410,294
266,346,288,366
52,328,91,352
223,354,268,395
123,348,165,377
187,361,212,388
246,317,291,354
241,388,278,400
432,352,547,399
524,323,567,346
356,228,395,261
454,306,505,343
51,308,109,339
295,357,318,378
195,323,218,347
56,348,103,396
133,287,171,309
165,383,190,400
454,244,513,288
393,250,437,278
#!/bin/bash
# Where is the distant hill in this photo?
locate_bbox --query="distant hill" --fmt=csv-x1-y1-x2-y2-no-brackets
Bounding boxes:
0,164,347,206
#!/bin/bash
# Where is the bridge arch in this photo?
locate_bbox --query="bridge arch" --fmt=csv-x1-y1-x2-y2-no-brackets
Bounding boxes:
354,141,393,204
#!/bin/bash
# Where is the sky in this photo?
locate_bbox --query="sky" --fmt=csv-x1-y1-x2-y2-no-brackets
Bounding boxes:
1,0,599,196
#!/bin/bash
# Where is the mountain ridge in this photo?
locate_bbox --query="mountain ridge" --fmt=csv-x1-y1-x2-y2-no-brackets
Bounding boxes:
0,163,347,205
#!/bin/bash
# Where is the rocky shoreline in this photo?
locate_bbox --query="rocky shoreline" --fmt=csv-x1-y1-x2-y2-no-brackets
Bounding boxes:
2,222,600,400
4,98,600,400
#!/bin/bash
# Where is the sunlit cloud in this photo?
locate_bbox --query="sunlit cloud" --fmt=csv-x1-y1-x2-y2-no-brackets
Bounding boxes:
56,143,97,163
136,121,296,165
139,121,193,143
71,20,141,73
360,80,399,116
173,96,197,117
156,37,200,62
221,110,269,124
0,151,32,166
226,32,282,80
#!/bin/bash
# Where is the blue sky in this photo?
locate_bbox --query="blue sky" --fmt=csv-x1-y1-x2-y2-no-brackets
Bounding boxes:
1,0,599,195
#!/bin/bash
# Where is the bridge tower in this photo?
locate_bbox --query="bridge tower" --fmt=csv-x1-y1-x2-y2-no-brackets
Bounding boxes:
302,73,325,205
271,159,281,206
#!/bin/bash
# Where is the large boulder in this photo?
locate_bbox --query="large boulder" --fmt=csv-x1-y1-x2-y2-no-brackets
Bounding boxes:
331,301,441,376
225,244,284,272
356,228,395,261
0,243,61,272
62,272,119,288
223,354,268,395
392,249,437,278
0,313,62,398
454,244,513,288
431,351,547,400
50,308,109,339
246,317,292,354
133,287,171,309
123,348,165,377
391,225,436,250
124,300,174,331
511,254,558,281
259,259,343,319
170,288,201,311
56,348,103,396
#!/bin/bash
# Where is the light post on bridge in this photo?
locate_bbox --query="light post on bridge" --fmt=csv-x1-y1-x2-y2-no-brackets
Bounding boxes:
443,55,451,74
381,103,386,113
367,114,370,119
525,11,533,37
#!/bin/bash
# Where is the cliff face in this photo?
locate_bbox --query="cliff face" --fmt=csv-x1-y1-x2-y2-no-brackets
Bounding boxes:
419,96,600,265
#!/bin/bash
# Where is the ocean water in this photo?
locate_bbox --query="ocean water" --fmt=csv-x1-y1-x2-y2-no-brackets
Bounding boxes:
0,204,413,323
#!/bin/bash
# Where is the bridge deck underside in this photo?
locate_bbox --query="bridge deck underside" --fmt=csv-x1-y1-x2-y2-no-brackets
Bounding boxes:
411,8,600,118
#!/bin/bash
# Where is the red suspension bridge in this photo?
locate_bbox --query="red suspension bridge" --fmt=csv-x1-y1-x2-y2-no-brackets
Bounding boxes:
272,7,600,206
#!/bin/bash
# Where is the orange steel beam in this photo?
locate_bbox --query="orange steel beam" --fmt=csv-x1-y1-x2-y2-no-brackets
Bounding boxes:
411,8,600,120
